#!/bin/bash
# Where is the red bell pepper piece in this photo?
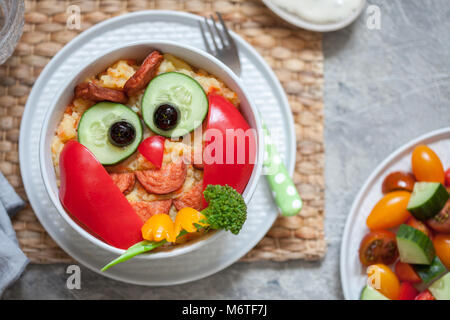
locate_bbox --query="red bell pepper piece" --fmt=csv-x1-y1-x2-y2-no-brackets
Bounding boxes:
395,261,422,283
138,135,165,169
203,94,256,194
398,282,419,300
59,140,143,249
415,290,436,300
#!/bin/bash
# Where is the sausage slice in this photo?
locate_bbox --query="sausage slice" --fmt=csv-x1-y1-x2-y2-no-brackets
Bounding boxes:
124,51,164,96
74,82,128,104
173,180,204,211
131,200,173,222
135,161,187,194
109,172,135,195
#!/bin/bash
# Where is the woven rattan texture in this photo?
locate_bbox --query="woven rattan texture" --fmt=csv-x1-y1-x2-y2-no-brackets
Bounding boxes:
0,0,325,263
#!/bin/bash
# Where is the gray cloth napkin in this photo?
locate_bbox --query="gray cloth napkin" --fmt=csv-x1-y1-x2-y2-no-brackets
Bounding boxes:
0,172,28,297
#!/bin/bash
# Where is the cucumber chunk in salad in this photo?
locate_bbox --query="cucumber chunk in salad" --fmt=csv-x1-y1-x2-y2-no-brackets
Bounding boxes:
396,224,435,265
78,102,143,165
414,256,447,284
407,182,449,220
360,286,390,300
429,272,450,300
142,72,208,138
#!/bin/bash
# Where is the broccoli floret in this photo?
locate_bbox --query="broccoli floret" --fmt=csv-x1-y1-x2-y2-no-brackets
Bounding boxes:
201,184,247,235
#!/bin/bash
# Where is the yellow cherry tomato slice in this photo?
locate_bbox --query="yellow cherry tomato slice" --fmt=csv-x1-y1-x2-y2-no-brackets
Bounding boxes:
366,191,411,230
412,145,445,184
141,213,176,243
367,264,400,300
174,207,208,236
433,234,450,269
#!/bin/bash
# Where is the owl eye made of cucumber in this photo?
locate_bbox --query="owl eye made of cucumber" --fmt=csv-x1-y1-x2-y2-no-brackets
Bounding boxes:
142,72,208,138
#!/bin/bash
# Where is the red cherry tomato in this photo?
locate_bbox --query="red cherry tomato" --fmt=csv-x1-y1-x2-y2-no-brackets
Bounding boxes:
395,261,422,283
406,216,433,239
445,168,450,187
204,94,255,195
138,135,165,169
415,290,435,300
359,230,398,267
426,200,450,234
398,282,419,300
411,145,445,184
382,171,415,194
59,141,143,249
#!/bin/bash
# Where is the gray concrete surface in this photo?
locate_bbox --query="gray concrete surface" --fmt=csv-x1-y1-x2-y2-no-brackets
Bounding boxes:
3,0,450,299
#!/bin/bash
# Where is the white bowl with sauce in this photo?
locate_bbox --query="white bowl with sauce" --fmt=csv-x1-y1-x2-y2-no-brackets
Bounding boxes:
262,0,366,32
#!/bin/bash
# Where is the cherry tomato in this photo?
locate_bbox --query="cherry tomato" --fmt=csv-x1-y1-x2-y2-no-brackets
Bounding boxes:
395,261,421,283
367,264,401,300
411,145,445,183
445,168,450,187
398,282,419,300
415,290,435,300
426,200,450,233
359,230,398,267
382,171,415,194
406,216,433,239
433,234,450,269
366,191,411,230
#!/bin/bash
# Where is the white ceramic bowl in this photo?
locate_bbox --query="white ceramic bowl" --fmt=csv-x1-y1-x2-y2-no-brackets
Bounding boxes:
262,0,366,32
39,40,263,260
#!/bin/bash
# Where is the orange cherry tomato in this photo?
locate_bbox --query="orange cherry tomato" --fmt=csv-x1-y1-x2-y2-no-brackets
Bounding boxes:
406,216,433,239
367,263,401,300
359,230,398,267
366,191,411,230
411,145,445,184
433,234,450,269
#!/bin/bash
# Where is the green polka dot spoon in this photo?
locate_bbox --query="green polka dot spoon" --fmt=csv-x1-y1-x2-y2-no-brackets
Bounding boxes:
200,13,303,216
262,122,303,216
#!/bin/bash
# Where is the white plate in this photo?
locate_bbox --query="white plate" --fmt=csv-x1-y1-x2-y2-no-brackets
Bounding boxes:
340,127,450,300
262,0,366,32
19,10,296,286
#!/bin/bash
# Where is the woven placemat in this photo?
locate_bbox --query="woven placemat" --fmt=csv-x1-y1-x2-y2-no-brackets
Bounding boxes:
1,0,325,264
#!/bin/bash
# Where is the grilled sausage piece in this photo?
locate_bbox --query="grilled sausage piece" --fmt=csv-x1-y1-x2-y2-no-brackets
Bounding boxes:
123,51,164,96
131,200,173,222
109,172,135,195
74,82,128,104
135,161,187,195
173,180,204,211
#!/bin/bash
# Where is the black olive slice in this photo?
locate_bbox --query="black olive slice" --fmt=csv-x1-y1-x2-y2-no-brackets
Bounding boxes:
153,103,180,131
108,120,136,147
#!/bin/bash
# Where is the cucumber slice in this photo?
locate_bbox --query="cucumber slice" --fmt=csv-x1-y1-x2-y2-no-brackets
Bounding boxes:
142,72,208,138
414,256,447,284
360,286,390,300
407,182,449,220
396,224,435,265
429,272,450,300
78,102,143,165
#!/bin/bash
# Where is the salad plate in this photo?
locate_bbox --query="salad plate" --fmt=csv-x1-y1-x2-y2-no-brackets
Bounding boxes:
341,127,450,300
19,11,295,285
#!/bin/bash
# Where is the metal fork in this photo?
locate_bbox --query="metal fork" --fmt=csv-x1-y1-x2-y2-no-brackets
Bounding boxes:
199,13,303,217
